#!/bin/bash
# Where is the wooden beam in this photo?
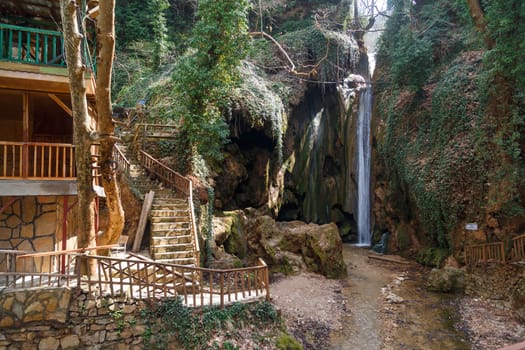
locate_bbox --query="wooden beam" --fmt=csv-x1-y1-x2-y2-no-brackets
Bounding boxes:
85,5,99,19
48,93,73,117
132,190,155,252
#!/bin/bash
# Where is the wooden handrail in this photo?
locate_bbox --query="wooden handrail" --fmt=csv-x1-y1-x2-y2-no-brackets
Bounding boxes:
138,150,190,195
113,144,130,174
86,255,269,307
16,245,118,259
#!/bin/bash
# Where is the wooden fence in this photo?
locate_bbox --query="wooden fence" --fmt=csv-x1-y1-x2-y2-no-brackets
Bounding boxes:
510,234,525,261
465,234,525,266
465,242,506,266
0,250,269,308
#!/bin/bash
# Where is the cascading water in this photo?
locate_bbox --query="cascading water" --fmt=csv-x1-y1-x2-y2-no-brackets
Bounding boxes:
356,85,372,246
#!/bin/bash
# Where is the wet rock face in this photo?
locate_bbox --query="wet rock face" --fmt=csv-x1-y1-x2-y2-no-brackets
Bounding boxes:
215,83,361,240
214,138,272,211
212,210,347,278
282,86,357,226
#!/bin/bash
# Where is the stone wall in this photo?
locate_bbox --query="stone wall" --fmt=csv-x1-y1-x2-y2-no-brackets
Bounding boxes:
0,196,58,253
0,288,152,350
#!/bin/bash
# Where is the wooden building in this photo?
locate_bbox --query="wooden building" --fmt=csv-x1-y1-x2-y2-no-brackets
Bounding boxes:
0,0,99,257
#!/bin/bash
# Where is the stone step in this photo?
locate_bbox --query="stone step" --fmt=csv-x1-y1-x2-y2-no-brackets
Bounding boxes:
150,215,189,223
152,242,194,251
150,227,191,237
151,235,193,245
152,199,187,206
150,207,190,217
154,257,196,265
151,221,190,230
152,250,194,259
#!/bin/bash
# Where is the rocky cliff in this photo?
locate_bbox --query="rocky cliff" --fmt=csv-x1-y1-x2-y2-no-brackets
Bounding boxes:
371,0,525,264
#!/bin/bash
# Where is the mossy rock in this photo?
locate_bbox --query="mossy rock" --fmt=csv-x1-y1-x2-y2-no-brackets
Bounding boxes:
427,266,465,293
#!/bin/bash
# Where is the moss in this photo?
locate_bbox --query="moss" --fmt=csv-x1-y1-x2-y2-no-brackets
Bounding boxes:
416,247,449,267
276,333,304,350
396,224,411,251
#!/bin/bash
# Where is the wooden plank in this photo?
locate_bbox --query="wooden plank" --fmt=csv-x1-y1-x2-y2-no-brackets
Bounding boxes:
132,190,155,252
367,253,412,265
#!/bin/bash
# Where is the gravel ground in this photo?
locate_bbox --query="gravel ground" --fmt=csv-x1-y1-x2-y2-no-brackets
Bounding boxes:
271,272,345,349
458,297,525,350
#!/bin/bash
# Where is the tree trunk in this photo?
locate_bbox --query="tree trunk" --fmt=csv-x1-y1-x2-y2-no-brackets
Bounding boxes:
465,0,494,48
95,0,125,247
60,0,96,275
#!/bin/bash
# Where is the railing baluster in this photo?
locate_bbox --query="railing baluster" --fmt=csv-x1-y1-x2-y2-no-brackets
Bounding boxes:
35,33,39,64
17,29,22,60
0,27,4,59
43,35,48,64
7,28,13,60
26,30,31,62
209,272,213,306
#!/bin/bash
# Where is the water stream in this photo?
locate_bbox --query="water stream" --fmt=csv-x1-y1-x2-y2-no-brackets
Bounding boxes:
356,86,372,246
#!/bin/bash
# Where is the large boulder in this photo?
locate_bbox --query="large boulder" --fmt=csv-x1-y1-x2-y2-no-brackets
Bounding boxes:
213,210,347,278
426,266,466,293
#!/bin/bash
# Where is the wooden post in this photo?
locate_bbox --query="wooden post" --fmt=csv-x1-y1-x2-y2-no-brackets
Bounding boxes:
22,93,29,177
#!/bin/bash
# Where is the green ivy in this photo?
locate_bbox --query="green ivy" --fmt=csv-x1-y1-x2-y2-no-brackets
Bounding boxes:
171,0,250,163
141,299,283,349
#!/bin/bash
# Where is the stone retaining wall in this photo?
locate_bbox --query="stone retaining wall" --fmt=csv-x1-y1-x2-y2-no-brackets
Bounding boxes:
0,287,154,350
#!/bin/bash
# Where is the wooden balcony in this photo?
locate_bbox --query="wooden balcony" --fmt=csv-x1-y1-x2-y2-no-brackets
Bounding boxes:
0,23,95,95
0,141,77,196
0,141,75,179
0,23,65,67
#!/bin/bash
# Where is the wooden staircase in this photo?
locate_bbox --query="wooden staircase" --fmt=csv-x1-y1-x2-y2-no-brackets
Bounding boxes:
114,143,199,268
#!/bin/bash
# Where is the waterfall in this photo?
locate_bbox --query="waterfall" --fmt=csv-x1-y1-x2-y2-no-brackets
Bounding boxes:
357,86,372,246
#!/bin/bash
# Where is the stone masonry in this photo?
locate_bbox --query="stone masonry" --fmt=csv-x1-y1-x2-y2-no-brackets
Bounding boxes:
0,287,155,350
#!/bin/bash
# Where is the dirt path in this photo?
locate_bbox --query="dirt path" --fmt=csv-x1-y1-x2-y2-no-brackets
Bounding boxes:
271,244,525,349
330,246,393,349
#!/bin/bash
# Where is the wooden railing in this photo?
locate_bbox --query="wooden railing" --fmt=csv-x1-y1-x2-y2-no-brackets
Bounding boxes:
134,123,179,140
137,149,200,265
0,141,75,179
0,23,65,66
138,150,190,195
465,242,506,266
86,255,268,307
510,234,525,261
1,251,270,308
0,250,80,289
113,144,130,174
